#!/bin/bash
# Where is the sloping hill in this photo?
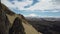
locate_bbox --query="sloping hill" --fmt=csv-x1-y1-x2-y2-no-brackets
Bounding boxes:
0,2,42,34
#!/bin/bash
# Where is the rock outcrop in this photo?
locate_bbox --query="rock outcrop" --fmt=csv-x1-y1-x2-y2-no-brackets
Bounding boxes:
0,3,10,34
9,17,25,34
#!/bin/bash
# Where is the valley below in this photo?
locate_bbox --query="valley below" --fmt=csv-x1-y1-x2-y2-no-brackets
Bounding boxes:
25,17,60,34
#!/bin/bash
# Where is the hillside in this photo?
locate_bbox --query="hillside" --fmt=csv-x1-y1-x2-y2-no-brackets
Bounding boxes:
0,2,42,34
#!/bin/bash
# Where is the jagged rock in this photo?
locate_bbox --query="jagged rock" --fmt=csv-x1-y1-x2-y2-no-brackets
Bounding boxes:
9,17,25,34
0,4,10,34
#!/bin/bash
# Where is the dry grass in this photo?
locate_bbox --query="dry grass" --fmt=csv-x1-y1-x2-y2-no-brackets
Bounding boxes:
22,23,42,34
6,14,42,34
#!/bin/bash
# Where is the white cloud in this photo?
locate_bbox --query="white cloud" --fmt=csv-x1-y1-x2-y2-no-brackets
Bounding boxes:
13,0,32,10
24,14,60,18
29,14,37,17
24,14,38,17
26,0,60,10
1,0,60,12
52,0,60,5
1,0,16,8
1,0,32,10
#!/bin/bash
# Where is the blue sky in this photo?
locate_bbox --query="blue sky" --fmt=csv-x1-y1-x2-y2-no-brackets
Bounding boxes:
1,0,60,17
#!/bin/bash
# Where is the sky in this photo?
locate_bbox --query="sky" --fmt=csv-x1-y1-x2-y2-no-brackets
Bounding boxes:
1,0,60,17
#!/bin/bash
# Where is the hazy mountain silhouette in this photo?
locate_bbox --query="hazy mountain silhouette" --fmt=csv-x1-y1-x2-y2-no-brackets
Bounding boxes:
25,17,60,34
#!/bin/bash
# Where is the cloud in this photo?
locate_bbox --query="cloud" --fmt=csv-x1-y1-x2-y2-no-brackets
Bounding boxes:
29,14,37,17
1,0,60,17
24,0,39,8
1,0,32,10
52,0,60,5
1,0,60,12
26,0,60,10
24,14,38,17
1,0,17,11
24,14,60,18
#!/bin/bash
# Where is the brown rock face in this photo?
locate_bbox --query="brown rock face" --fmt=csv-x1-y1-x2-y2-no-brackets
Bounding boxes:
0,2,25,34
0,3,10,34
